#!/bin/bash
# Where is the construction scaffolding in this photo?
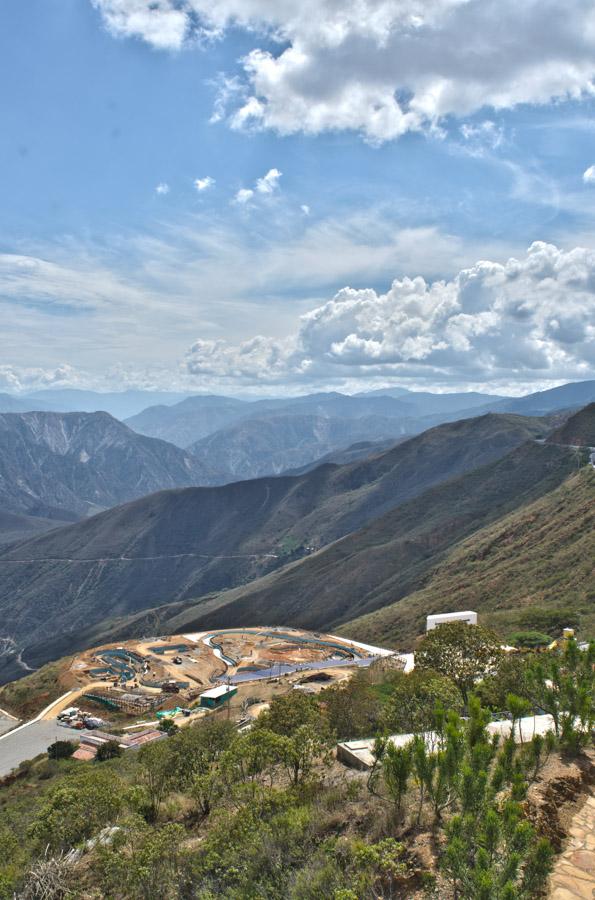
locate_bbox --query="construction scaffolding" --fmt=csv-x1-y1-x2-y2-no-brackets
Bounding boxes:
83,689,167,714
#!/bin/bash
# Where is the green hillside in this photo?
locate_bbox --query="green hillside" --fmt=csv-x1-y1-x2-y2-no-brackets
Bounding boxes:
95,440,579,648
344,465,595,647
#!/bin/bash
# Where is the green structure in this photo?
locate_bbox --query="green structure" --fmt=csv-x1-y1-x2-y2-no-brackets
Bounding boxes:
199,684,237,709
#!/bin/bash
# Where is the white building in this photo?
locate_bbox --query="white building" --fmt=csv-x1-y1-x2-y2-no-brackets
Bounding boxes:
426,610,477,631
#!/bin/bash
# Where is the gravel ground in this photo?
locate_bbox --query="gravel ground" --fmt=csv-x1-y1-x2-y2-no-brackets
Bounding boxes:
0,720,86,777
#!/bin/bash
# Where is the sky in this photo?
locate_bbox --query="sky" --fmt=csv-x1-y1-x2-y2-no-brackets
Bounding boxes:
1,0,595,396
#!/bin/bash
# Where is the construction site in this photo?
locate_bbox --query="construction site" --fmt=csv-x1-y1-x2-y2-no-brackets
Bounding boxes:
33,628,395,744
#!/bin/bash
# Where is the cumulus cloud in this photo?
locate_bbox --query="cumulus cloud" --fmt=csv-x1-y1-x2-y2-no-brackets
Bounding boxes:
155,182,170,195
234,187,254,204
256,167,282,194
233,168,282,204
93,0,595,143
194,176,215,191
583,165,595,184
301,204,310,215
185,242,595,386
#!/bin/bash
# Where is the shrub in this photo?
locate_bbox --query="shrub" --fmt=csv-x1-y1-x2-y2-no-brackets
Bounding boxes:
47,740,76,761
380,669,463,735
509,631,552,649
96,740,123,762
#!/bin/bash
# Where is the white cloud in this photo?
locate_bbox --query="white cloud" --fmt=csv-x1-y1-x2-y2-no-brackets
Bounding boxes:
93,0,595,143
155,182,170,195
301,204,310,215
185,242,595,387
234,187,254,204
194,176,215,191
583,165,595,184
256,167,282,194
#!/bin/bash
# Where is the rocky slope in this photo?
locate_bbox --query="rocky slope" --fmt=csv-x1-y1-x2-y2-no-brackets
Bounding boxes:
0,411,219,522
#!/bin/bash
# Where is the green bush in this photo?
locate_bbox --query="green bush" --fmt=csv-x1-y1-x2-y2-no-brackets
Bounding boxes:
509,631,552,648
47,740,76,760
380,669,463,735
96,740,124,761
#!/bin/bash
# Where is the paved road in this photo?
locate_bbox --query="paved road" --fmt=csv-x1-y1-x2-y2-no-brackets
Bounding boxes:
0,715,16,737
0,721,87,778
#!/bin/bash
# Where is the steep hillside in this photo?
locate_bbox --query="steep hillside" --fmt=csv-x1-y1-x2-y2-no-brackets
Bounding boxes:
188,413,412,480
0,411,219,521
139,440,576,643
0,413,549,672
344,465,595,647
547,402,595,446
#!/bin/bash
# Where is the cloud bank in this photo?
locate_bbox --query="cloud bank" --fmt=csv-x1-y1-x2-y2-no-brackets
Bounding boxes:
185,242,595,387
92,0,595,142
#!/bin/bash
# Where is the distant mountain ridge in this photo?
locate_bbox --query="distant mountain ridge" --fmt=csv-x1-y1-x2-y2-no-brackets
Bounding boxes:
188,412,413,481
0,410,219,523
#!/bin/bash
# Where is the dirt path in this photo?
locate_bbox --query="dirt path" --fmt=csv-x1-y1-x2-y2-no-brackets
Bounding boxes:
548,793,595,899
39,681,114,720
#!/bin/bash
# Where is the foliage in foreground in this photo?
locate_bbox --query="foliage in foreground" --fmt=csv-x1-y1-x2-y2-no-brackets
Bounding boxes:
1,635,593,899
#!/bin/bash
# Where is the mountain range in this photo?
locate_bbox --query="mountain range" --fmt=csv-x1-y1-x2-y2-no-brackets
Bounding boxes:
0,411,556,677
0,411,218,534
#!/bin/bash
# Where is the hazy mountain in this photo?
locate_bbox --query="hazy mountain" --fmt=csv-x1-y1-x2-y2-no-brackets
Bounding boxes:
0,412,551,672
0,411,219,523
480,380,595,417
358,389,506,416
188,413,413,481
23,389,190,419
0,393,54,413
126,391,416,449
126,395,251,447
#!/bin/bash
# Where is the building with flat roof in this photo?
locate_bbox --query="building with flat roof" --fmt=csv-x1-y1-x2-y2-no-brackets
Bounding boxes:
199,684,237,709
426,611,477,631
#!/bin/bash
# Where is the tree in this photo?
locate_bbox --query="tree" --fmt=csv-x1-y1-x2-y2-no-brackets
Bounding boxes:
380,669,463,735
278,723,332,786
158,717,178,735
28,768,124,851
416,623,503,701
526,638,595,749
47,740,76,760
96,739,123,761
257,691,324,736
322,671,382,739
165,718,235,791
220,728,285,805
137,740,174,822
475,653,534,711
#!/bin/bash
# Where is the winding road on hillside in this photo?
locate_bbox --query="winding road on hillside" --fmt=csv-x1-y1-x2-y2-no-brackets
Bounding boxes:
0,551,280,564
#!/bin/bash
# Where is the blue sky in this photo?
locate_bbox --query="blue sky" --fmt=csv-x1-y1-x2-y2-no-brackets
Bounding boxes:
1,0,595,395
